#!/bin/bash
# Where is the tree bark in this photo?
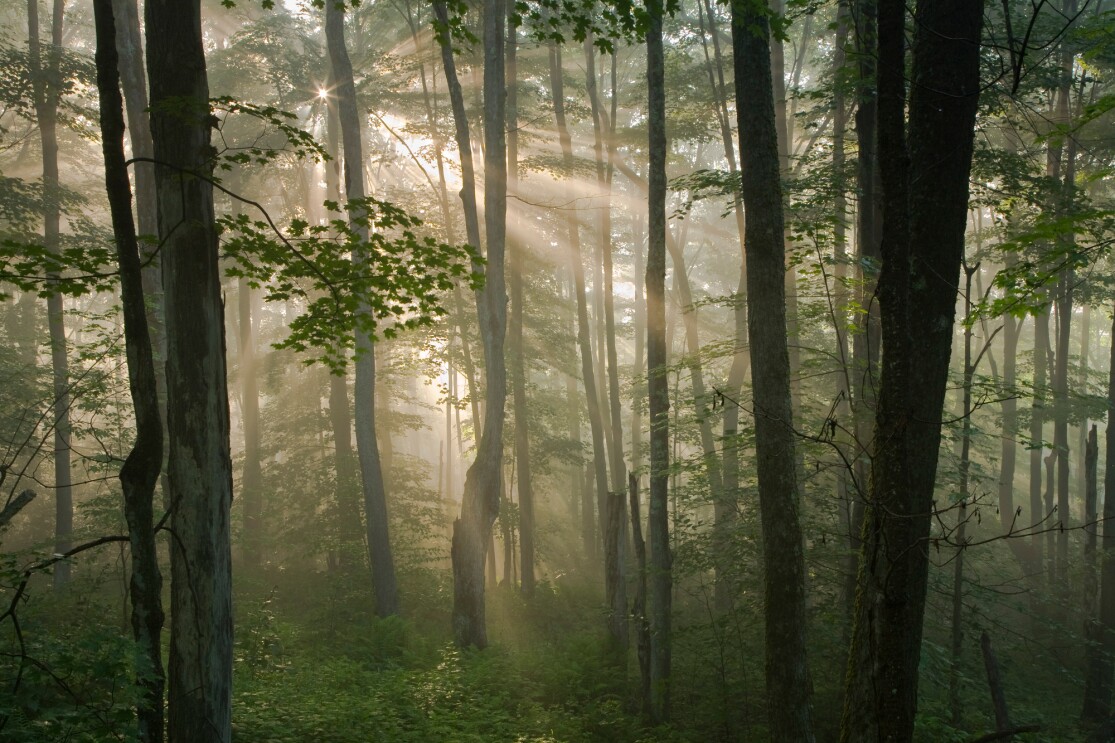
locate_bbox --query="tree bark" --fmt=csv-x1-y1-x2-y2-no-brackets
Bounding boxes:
645,4,671,722
27,0,72,590
451,0,508,649
145,0,233,737
92,2,164,737
732,1,814,739
505,13,535,599
840,1,984,740
1084,308,1115,720
325,0,399,617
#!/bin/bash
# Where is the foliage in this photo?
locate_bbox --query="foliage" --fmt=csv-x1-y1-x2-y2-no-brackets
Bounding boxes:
221,197,482,372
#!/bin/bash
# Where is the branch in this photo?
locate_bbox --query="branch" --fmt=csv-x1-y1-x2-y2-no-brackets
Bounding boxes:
0,490,34,529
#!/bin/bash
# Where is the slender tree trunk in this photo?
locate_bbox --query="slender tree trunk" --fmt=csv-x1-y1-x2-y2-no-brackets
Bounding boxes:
450,0,508,649
584,39,628,645
92,4,164,737
238,278,263,569
110,0,165,446
732,1,814,738
840,1,985,740
325,0,399,617
1084,308,1115,720
645,4,672,722
845,0,882,619
1032,306,1051,569
145,0,233,736
505,15,535,599
629,473,651,714
27,0,72,590
548,43,621,646
1082,424,1101,718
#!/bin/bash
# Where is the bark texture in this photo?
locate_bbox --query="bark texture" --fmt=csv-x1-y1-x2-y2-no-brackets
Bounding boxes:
731,1,814,739
92,2,164,737
841,1,985,740
145,0,234,737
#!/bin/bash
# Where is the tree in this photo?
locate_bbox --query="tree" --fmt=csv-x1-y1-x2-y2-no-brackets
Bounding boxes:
26,0,72,590
144,0,234,737
645,0,671,722
91,0,164,737
841,1,985,740
324,0,399,618
731,0,814,738
450,0,509,649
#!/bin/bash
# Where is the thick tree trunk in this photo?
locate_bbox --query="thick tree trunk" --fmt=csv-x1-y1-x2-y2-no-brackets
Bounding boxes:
732,1,814,739
451,0,508,649
325,0,399,617
27,0,72,590
92,3,164,738
145,0,234,737
840,1,984,741
645,5,672,723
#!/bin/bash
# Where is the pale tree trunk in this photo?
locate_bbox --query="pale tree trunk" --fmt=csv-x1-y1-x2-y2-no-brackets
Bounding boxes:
548,43,620,645
505,15,535,598
583,40,628,645
111,0,165,446
92,3,164,737
732,1,814,738
145,0,233,737
450,0,508,649
238,278,263,569
27,0,72,590
323,97,362,563
840,1,984,739
325,0,399,617
695,0,748,613
645,4,672,722
1032,306,1051,571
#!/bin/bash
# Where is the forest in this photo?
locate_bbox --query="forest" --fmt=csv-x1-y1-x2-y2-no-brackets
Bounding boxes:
0,0,1113,740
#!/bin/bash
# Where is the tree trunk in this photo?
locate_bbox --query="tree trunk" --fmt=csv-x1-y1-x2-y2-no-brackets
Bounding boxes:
548,43,622,647
1083,424,1101,719
1033,306,1052,569
506,14,535,598
645,5,671,722
583,40,628,645
92,3,164,737
451,0,508,649
732,1,815,739
1084,308,1115,720
27,0,72,590
325,0,399,617
840,1,984,740
630,473,651,715
238,279,263,569
145,0,233,736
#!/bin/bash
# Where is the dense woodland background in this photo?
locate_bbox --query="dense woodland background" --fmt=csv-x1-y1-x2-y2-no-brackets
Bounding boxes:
0,0,1114,740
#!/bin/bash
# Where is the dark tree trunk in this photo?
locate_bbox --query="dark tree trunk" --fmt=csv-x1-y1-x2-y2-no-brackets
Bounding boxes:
145,0,234,737
92,3,164,738
451,0,508,649
324,0,399,617
645,4,671,723
732,1,814,739
1033,306,1052,569
1085,308,1115,720
629,473,651,715
840,1,984,740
